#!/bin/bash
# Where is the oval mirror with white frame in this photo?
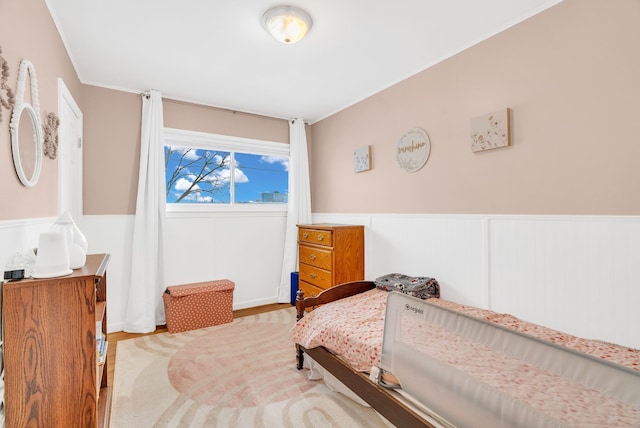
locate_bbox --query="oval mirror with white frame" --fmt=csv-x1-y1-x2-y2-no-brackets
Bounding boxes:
10,59,43,187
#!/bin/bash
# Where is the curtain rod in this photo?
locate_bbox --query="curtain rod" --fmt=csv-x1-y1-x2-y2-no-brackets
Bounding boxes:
141,92,305,124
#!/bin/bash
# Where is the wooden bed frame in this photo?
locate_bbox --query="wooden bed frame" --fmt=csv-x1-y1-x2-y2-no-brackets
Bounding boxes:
294,280,444,428
295,281,640,427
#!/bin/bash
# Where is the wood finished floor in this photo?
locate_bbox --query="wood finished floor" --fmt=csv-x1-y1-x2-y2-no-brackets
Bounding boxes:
106,303,291,386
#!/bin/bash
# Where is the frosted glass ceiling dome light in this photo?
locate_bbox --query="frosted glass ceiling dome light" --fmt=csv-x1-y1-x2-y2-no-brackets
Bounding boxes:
262,5,313,44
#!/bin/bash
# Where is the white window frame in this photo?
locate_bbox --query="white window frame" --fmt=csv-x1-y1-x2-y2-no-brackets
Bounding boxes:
164,127,289,214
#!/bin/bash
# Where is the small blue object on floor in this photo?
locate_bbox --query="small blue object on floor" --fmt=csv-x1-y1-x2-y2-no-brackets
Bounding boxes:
290,272,299,305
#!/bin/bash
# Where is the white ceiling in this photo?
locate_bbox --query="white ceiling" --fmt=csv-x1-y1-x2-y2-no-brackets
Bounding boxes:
45,0,562,124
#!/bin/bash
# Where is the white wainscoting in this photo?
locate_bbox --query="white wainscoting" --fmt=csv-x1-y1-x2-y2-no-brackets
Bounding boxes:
0,217,55,269
314,213,640,349
488,216,640,348
83,213,287,332
4,213,639,348
162,213,287,309
82,215,135,334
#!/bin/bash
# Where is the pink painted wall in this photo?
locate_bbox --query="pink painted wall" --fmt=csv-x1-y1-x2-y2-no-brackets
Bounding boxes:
309,0,640,215
0,0,289,219
2,0,638,221
81,92,289,215
0,0,83,221
81,86,142,215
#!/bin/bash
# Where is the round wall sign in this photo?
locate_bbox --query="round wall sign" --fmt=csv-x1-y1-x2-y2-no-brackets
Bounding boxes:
396,127,430,173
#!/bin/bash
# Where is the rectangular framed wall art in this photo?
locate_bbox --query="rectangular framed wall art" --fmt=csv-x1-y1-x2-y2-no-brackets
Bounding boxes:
471,108,510,152
353,145,371,172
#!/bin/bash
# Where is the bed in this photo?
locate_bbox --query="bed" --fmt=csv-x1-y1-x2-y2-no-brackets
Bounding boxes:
290,280,640,427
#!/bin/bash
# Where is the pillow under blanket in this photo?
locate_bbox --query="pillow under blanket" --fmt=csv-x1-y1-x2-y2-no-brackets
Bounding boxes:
374,273,440,300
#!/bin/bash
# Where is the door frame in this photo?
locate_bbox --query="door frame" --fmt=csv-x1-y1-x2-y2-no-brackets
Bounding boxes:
57,78,83,223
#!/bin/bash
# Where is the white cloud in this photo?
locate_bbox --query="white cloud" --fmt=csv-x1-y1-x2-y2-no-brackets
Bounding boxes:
234,168,249,183
176,192,213,203
208,167,231,184
168,146,200,161
214,153,231,167
261,155,289,172
184,150,200,161
208,166,249,184
175,177,199,191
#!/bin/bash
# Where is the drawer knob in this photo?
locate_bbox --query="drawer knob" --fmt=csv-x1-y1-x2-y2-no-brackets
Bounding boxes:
317,235,324,241
303,232,309,238
309,254,316,261
310,273,317,279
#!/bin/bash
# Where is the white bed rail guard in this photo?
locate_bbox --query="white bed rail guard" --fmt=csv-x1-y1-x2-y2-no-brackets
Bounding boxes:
380,292,640,428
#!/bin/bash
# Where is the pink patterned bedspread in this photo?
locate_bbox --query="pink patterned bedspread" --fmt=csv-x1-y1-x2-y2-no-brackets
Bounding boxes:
289,288,640,373
290,288,640,425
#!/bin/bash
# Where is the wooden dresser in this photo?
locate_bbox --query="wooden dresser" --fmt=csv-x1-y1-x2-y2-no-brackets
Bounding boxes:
2,253,111,428
297,224,364,298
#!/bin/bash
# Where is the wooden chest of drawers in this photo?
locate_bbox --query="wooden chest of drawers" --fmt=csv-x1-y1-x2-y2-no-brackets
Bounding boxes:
297,224,364,298
3,254,111,428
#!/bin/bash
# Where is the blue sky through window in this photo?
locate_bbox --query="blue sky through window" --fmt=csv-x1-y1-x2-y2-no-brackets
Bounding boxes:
165,146,288,204
234,152,288,203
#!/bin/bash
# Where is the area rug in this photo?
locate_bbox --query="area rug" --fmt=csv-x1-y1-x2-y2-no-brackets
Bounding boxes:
110,307,392,427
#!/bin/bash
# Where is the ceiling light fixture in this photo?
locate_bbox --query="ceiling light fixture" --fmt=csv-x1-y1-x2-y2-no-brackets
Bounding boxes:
262,5,313,44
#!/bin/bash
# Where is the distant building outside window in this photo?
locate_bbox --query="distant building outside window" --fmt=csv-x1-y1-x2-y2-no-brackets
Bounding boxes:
260,190,287,203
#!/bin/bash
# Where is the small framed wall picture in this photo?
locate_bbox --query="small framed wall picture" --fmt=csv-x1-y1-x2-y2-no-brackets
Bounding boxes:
471,108,511,152
354,145,371,173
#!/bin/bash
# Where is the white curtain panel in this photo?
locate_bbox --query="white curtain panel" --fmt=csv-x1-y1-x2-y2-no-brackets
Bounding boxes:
124,90,167,332
278,118,312,302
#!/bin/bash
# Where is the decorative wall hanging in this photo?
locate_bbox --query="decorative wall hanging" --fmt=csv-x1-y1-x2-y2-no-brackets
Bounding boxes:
0,45,16,124
471,108,510,152
10,59,43,187
396,127,430,173
43,112,60,160
353,145,371,173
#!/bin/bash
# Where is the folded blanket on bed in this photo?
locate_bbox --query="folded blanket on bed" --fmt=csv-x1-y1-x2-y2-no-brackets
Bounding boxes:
374,273,439,299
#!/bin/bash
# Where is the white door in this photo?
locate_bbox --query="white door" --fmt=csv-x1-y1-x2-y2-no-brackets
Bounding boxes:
57,79,83,225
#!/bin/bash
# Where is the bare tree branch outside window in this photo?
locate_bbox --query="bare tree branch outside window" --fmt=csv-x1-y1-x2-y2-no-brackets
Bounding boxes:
165,147,231,203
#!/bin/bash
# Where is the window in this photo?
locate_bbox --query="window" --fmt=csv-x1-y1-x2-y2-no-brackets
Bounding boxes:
164,128,289,212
